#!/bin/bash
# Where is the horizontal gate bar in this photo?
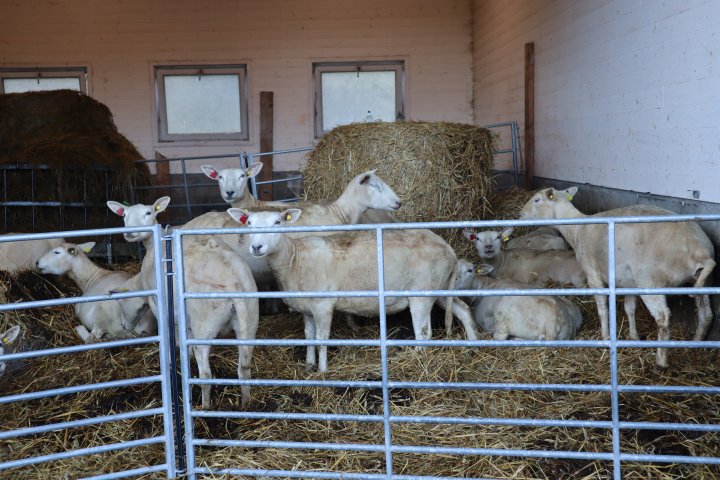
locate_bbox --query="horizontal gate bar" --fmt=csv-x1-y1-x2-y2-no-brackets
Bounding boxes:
0,375,161,404
80,464,170,480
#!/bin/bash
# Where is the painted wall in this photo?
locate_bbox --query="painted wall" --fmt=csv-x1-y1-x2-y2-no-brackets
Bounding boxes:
0,0,474,171
473,0,720,203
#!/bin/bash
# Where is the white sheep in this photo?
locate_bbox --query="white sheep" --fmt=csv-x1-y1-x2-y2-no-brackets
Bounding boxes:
0,235,65,273
202,163,398,223
107,197,260,408
0,325,21,378
36,241,155,343
230,207,478,373
463,227,586,288
519,186,716,367
455,260,582,340
504,226,569,251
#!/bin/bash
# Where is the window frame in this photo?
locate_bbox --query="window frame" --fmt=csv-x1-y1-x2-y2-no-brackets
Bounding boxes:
154,64,249,143
313,60,405,138
0,67,88,94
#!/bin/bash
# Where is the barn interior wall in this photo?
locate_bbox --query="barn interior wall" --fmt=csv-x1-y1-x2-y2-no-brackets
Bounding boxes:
472,0,720,203
0,0,474,172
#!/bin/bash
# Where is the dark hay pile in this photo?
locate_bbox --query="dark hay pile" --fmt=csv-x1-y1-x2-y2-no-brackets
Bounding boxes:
1,268,719,479
302,122,498,258
0,90,150,233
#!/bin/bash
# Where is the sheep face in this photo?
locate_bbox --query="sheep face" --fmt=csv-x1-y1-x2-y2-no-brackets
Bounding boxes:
462,228,512,260
36,242,95,275
0,325,21,377
353,170,401,212
107,197,170,242
455,259,475,290
519,187,578,220
230,209,302,257
202,163,263,204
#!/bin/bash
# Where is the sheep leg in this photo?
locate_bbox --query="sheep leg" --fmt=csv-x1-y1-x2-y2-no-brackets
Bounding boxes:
594,294,610,340
193,344,213,409
74,325,92,343
435,297,478,340
313,306,334,373
409,298,433,343
303,314,317,370
233,300,258,408
623,295,640,340
692,294,713,341
640,294,671,368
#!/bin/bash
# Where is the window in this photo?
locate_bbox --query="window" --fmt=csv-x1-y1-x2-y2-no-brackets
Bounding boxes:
155,65,249,142
0,67,87,94
313,61,405,137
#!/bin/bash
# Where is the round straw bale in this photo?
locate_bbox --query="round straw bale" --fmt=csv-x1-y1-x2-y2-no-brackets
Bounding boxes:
302,121,497,258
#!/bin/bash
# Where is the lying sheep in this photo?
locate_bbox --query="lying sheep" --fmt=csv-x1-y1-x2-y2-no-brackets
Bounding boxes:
0,235,65,273
202,163,397,223
455,260,583,340
463,227,586,288
519,186,716,367
36,242,155,343
230,208,478,373
505,226,569,251
0,325,21,378
107,197,259,408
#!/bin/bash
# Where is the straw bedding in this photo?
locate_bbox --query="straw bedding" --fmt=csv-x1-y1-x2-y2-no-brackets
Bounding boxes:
1,265,719,479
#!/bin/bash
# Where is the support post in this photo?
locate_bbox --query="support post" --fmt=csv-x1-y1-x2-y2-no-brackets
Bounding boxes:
259,91,274,200
524,42,535,190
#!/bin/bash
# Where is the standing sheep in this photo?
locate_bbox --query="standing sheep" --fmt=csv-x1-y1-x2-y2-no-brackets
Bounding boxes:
519,186,715,367
230,208,477,373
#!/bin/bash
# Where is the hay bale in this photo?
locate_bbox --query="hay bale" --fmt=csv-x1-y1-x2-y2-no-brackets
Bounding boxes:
302,121,497,258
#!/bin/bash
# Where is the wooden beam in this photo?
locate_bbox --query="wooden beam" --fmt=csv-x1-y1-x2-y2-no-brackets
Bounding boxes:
154,151,172,222
258,91,274,200
524,42,535,190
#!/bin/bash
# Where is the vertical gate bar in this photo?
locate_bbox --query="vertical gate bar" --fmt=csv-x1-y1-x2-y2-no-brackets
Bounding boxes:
511,122,519,188
607,220,621,479
31,167,36,231
515,121,523,188
3,167,7,231
151,224,177,479
105,170,112,265
172,230,197,479
83,169,88,230
375,226,393,479
180,158,192,222
164,228,186,474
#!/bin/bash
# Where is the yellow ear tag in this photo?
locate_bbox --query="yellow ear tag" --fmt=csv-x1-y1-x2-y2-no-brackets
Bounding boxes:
567,194,574,201
285,214,292,221
83,246,92,253
155,204,162,211
549,194,554,200
2,337,9,344
502,234,509,242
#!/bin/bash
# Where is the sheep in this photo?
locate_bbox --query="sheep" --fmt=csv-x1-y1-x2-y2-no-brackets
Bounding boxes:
505,226,569,251
455,260,583,340
202,163,398,224
0,235,65,274
35,241,156,343
519,186,716,367
107,197,260,408
185,169,402,285
462,227,586,288
229,207,478,373
0,325,21,378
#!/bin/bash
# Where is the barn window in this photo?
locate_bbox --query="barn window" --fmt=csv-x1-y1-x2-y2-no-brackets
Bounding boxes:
0,67,87,94
313,61,405,138
155,65,249,142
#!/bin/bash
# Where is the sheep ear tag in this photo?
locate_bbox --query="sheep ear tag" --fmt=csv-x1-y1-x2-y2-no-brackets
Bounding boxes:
155,204,163,211
502,234,509,242
68,248,76,255
549,193,555,200
2,337,9,344
209,170,218,179
285,214,292,221
469,234,476,241
567,194,574,201
116,207,125,216
239,214,248,224
82,246,92,253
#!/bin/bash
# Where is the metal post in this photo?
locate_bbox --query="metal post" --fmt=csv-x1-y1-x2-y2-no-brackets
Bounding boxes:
375,226,393,479
164,227,186,475
179,158,193,222
607,221,621,479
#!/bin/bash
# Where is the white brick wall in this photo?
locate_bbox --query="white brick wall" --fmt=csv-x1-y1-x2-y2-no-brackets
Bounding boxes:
1,0,474,171
473,0,720,203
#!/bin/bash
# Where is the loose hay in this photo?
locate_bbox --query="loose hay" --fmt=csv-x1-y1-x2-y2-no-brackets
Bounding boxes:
2,268,719,479
302,121,498,259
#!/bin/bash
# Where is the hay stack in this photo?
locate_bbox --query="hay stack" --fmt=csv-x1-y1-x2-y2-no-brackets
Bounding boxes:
302,122,497,257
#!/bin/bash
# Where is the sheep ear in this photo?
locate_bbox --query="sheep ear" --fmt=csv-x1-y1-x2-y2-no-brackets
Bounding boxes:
246,162,263,178
1,325,20,345
78,241,96,254
153,196,171,213
501,227,514,242
282,209,302,224
358,170,375,185
107,201,126,217
462,229,477,241
201,165,219,180
227,208,250,225
477,264,494,275
565,186,578,201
